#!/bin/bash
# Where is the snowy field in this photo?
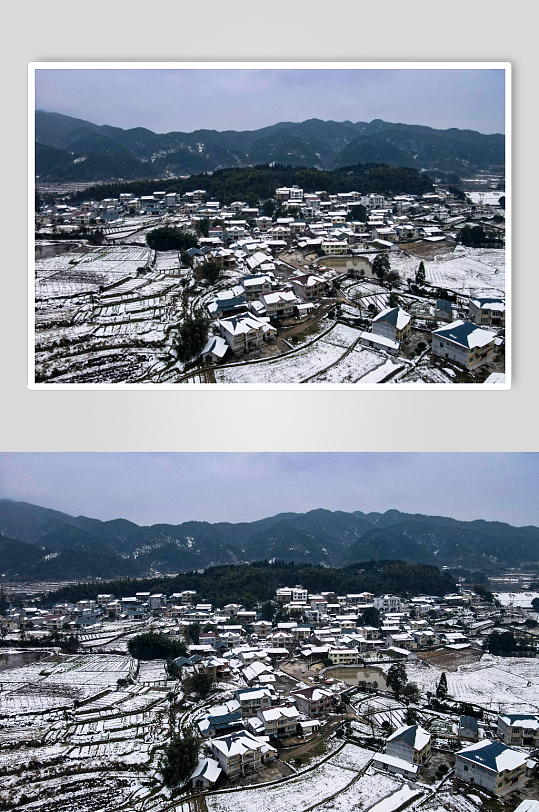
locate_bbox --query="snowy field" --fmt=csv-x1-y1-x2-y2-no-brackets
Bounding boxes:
388,246,505,298
207,745,374,812
215,324,367,384
310,346,388,384
404,655,539,713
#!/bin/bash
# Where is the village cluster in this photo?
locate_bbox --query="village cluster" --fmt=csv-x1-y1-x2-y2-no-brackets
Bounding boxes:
1,574,538,812
35,180,506,384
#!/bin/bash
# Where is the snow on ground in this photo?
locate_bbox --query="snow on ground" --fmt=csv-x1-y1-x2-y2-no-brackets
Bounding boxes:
207,746,372,812
358,359,402,383
310,346,387,384
214,326,354,384
404,655,539,713
368,783,423,812
326,743,374,772
388,246,505,298
316,768,411,812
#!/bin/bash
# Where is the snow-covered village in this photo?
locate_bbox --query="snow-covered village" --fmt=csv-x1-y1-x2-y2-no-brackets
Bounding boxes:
34,179,506,385
1,570,538,812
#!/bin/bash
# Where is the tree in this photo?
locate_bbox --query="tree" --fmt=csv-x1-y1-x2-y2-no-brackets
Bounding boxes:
161,727,199,787
531,598,539,613
448,185,466,202
384,271,401,291
360,606,380,628
191,671,213,698
262,199,276,217
372,253,391,281
200,259,221,285
0,588,7,617
346,204,367,223
404,707,417,726
415,261,426,285
174,310,210,363
261,602,276,622
196,218,209,238
388,291,399,309
166,658,183,680
146,226,198,252
498,196,505,209
189,622,200,645
386,662,407,700
436,672,448,699
127,632,187,661
402,682,421,704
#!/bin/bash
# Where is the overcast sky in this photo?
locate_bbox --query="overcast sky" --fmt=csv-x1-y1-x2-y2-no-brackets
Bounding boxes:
0,453,535,527
35,68,506,134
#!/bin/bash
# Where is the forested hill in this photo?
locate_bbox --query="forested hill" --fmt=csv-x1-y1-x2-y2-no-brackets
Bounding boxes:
0,500,538,582
47,560,457,608
68,163,434,207
35,111,505,182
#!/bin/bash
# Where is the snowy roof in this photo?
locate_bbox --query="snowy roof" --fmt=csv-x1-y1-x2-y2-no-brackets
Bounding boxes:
372,307,411,330
432,320,496,349
387,724,430,751
259,705,300,722
218,314,274,336
499,714,539,730
260,290,296,305
236,687,273,701
290,273,325,287
211,731,275,758
201,336,228,359
457,741,527,772
291,686,333,702
190,757,222,783
470,298,505,311
373,753,418,773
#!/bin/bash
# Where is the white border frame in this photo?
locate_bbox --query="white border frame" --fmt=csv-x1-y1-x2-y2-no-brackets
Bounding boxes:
29,61,511,391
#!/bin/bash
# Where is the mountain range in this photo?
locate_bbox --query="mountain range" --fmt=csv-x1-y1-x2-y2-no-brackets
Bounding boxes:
35,111,505,182
0,499,536,582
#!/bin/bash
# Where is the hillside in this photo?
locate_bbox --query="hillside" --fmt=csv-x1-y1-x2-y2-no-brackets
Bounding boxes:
35,111,505,181
0,500,536,582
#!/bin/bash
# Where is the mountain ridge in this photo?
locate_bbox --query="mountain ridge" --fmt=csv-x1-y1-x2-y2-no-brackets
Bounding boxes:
0,499,536,582
35,111,505,181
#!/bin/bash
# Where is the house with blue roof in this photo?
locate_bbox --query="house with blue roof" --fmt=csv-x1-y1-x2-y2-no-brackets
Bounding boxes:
455,740,532,796
431,320,496,370
459,715,479,741
386,724,431,766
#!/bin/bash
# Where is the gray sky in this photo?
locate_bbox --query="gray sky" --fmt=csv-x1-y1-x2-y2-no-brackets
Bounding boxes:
0,453,535,527
35,68,506,134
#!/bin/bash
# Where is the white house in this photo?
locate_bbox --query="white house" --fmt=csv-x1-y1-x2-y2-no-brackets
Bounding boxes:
386,725,431,765
371,308,411,344
455,741,532,796
218,314,276,354
431,320,497,370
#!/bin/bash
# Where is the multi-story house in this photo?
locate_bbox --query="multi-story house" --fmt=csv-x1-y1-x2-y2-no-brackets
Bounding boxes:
386,725,431,766
289,273,326,301
242,274,273,301
291,687,335,717
253,705,300,739
235,687,276,718
455,741,531,796
218,313,276,354
211,730,276,776
468,298,505,328
431,321,496,370
497,715,539,747
371,308,411,344
328,648,359,665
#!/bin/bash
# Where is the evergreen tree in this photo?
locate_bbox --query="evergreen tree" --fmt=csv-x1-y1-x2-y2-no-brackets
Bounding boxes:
161,728,199,787
388,291,399,308
415,261,426,284
191,671,213,698
372,253,391,281
386,662,407,700
174,310,210,363
436,671,448,699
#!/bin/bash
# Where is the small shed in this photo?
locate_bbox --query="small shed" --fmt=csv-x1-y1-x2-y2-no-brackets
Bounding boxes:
459,715,479,741
190,757,222,788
